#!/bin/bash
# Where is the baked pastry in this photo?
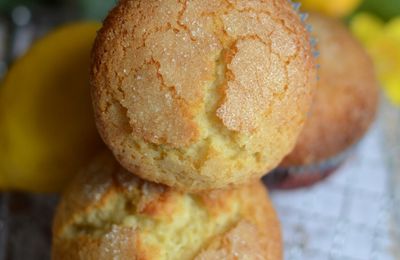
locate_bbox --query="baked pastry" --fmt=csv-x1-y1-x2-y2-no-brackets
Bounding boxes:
265,13,379,189
91,0,316,191
0,23,104,192
52,151,282,260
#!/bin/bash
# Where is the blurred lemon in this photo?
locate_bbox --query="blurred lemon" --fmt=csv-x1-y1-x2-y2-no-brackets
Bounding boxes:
0,22,104,193
299,0,362,17
351,13,400,105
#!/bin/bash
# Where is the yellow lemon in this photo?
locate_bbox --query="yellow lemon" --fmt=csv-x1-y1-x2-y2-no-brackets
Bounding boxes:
350,13,384,45
351,13,400,106
0,22,104,193
300,0,362,17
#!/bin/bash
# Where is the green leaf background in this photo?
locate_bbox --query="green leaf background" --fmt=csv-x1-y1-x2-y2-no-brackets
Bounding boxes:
356,0,400,20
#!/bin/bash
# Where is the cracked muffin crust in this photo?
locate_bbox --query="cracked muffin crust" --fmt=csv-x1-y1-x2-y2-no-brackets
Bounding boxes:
52,151,282,260
91,0,316,191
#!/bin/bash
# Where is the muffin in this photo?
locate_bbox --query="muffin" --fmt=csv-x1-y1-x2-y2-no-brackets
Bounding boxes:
265,13,379,189
90,0,316,191
52,151,282,260
0,23,104,192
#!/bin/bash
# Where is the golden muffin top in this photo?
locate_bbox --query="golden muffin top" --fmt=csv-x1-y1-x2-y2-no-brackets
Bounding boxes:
91,0,316,191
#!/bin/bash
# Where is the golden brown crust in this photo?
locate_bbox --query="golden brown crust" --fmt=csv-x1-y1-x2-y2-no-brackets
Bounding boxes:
52,226,138,260
281,13,379,167
195,182,282,260
194,220,280,260
52,151,282,260
91,0,316,191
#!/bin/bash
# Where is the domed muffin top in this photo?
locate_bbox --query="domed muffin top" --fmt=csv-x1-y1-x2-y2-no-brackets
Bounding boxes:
91,0,316,190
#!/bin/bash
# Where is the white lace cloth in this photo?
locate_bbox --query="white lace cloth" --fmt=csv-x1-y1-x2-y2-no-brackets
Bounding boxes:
271,102,400,260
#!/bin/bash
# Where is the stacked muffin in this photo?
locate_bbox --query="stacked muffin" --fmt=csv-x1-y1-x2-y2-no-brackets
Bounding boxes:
52,151,283,259
265,13,379,189
52,0,317,259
